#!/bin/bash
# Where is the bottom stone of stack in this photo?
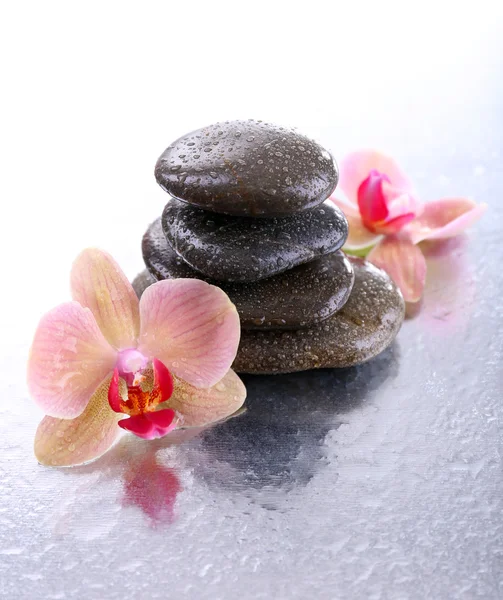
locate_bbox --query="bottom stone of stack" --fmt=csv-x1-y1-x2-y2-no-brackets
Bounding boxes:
232,258,405,374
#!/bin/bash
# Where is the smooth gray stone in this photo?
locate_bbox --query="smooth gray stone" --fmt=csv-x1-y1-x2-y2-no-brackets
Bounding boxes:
233,258,405,373
140,218,355,330
154,119,338,217
162,198,348,282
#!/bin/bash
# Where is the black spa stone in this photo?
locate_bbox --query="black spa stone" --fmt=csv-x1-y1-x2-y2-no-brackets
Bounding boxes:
161,198,348,282
154,119,338,217
139,218,355,330
232,258,405,373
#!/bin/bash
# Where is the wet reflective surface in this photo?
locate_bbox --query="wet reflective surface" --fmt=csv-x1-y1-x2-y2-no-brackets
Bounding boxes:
3,214,502,597
3,10,503,599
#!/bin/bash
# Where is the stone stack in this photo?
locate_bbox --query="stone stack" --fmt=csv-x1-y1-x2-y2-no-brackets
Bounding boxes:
134,120,405,374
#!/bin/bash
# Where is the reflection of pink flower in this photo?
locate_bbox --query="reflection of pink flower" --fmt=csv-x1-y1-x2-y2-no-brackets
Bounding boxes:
122,455,182,525
28,249,246,467
331,150,486,302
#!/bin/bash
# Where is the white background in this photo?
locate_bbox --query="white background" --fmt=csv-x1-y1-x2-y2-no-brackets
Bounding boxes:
1,0,501,342
1,5,503,598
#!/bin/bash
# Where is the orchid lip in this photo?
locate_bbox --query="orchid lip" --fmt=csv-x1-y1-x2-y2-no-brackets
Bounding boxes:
108,355,175,434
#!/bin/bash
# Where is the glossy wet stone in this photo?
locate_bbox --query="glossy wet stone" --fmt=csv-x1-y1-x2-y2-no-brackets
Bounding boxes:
140,218,355,329
162,199,348,282
154,119,338,217
233,258,405,373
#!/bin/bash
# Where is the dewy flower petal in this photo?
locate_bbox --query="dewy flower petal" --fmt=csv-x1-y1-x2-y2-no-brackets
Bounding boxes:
162,369,247,428
138,279,241,389
27,302,117,418
119,409,178,440
70,248,140,350
330,191,382,252
357,169,390,225
357,172,419,234
152,358,174,403
34,376,124,467
375,213,417,235
339,149,414,204
344,213,383,252
329,189,360,218
406,197,488,244
368,237,427,303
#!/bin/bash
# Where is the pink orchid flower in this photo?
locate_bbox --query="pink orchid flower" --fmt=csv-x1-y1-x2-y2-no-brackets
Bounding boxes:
330,150,487,302
27,248,245,467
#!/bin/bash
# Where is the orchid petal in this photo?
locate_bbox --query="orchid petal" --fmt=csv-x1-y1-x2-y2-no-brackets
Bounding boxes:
357,170,390,224
70,248,140,350
343,213,383,252
382,183,423,220
339,149,414,203
331,190,382,252
28,302,117,418
368,237,427,303
406,198,487,244
329,190,360,218
108,368,122,412
153,358,174,403
34,376,123,467
376,212,416,235
119,409,178,440
138,280,241,389
161,369,246,428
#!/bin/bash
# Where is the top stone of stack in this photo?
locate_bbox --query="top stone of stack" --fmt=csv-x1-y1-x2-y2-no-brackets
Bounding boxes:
154,119,339,217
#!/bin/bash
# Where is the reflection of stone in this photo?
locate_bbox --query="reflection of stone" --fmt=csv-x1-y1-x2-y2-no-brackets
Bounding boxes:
199,345,399,491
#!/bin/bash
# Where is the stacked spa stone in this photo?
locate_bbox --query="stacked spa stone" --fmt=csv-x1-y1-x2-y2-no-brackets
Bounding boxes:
134,120,405,374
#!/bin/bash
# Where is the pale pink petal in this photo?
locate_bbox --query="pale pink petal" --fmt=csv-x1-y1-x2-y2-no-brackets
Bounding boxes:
329,190,360,218
344,212,383,251
28,302,117,418
376,213,416,235
138,280,241,388
161,369,246,427
406,198,487,244
34,376,123,467
382,185,423,221
368,237,427,303
70,248,140,350
339,149,414,203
